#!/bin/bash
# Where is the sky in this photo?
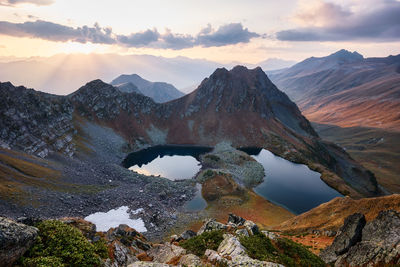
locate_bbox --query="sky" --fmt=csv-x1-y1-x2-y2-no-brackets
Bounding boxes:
0,0,400,63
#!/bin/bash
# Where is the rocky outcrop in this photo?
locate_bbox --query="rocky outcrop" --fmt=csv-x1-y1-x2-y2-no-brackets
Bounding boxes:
0,217,38,267
321,210,400,266
0,82,75,158
320,213,366,263
197,218,228,235
147,243,186,264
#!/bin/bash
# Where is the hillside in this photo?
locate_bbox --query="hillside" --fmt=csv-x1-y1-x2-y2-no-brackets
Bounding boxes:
276,194,400,233
269,50,400,131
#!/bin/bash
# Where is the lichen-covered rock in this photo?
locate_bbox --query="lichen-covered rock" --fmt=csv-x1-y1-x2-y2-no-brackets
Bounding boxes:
197,218,227,235
262,230,279,240
178,253,202,266
244,220,260,235
0,217,38,267
109,241,137,267
217,234,247,258
320,213,365,264
335,210,400,267
205,249,228,264
229,255,284,267
147,243,186,263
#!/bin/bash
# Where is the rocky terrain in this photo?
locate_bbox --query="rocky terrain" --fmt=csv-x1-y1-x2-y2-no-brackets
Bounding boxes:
269,49,400,131
111,74,184,103
2,209,399,267
0,65,389,244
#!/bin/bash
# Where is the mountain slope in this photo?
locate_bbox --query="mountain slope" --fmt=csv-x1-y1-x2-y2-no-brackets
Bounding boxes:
0,67,385,199
269,50,400,131
111,74,184,103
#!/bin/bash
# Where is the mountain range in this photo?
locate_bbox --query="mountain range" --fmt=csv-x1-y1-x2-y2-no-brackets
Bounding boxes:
0,66,383,201
269,49,400,131
0,54,296,96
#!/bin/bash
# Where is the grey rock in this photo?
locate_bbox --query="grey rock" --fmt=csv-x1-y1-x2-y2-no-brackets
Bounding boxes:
178,254,202,266
147,242,186,263
217,234,247,258
178,230,196,241
244,220,260,235
262,230,279,240
197,218,227,235
335,210,400,267
0,217,38,267
228,213,246,226
320,213,365,264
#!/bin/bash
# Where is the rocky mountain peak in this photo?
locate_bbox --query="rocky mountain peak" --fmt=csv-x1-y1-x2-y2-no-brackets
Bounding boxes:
328,49,364,62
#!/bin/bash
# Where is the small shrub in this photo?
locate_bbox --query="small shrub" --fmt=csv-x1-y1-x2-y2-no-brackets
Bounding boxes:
275,238,325,267
180,230,224,256
205,154,220,162
22,220,106,266
239,233,278,262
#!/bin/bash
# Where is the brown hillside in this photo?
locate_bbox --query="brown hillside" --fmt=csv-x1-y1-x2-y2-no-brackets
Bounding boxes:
276,194,400,233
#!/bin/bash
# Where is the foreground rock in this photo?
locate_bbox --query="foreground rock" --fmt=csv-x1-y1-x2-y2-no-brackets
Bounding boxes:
321,210,400,266
320,213,365,263
0,217,38,267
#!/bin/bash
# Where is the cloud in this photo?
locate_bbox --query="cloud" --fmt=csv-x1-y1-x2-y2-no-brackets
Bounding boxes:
0,20,115,44
277,0,400,42
117,29,160,47
0,20,260,49
196,23,260,47
0,0,54,6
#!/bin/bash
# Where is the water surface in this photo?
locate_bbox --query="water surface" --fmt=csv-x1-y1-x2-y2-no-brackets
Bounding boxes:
248,149,342,214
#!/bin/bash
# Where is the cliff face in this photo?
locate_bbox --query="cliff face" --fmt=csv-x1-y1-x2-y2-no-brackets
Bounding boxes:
0,66,384,197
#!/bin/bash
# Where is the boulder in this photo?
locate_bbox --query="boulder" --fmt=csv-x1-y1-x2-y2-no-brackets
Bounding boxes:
177,230,196,241
0,217,38,267
244,220,260,235
147,243,186,263
335,210,400,266
111,241,137,267
217,234,247,258
228,213,246,226
197,218,227,235
320,213,365,264
205,249,228,264
178,254,202,266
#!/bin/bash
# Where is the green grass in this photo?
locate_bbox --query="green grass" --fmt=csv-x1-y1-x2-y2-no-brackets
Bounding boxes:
239,234,325,267
180,230,224,257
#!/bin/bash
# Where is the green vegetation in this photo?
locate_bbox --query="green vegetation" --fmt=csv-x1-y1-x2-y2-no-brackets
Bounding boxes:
19,220,108,267
180,230,224,257
239,234,325,267
276,238,325,267
205,154,221,162
239,233,278,262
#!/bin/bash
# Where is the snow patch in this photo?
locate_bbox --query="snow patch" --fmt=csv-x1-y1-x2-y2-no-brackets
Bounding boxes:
85,206,147,232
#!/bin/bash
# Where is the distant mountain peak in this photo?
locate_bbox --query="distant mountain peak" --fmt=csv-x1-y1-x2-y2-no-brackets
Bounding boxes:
110,74,184,103
328,49,364,61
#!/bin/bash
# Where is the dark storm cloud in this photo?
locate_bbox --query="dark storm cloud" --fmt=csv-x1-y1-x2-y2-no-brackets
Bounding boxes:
0,20,260,49
277,0,400,42
0,0,54,6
